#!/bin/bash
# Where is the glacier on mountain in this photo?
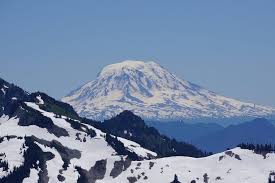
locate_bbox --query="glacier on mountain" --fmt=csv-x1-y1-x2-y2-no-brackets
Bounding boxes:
62,60,275,121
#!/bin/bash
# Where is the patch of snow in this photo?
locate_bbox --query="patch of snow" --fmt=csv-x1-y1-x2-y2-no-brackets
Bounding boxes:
36,95,44,105
117,137,157,158
0,137,26,178
1,88,5,95
36,143,65,183
22,167,40,183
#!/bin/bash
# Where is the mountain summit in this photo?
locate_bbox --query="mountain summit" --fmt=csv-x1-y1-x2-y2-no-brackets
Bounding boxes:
62,60,275,121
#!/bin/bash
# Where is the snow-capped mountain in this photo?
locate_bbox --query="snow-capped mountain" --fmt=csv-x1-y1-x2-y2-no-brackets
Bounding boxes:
62,60,275,121
1,78,275,183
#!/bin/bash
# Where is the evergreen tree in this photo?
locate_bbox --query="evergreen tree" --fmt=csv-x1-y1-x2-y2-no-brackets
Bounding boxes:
203,173,209,183
171,174,181,183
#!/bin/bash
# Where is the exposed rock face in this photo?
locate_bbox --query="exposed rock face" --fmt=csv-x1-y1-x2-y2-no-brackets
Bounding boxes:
76,159,107,183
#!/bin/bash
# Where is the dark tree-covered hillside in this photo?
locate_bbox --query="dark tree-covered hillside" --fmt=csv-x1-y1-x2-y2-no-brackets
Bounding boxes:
88,110,210,158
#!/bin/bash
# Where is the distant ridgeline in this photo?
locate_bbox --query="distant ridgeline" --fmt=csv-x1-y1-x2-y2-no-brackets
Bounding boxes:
148,118,275,153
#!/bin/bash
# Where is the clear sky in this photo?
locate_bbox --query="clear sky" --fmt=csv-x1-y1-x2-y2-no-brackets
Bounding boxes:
0,1,275,107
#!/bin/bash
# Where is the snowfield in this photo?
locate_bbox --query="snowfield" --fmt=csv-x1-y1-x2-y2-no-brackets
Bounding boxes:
62,60,275,121
105,148,275,183
0,100,275,182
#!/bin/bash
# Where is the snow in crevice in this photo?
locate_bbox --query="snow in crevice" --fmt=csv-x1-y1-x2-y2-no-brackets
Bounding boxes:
1,88,5,95
36,96,44,105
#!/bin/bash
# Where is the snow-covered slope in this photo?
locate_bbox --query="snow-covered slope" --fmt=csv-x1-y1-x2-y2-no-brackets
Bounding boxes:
1,78,275,183
62,60,275,121
0,107,155,181
0,95,157,182
107,148,275,183
1,111,275,183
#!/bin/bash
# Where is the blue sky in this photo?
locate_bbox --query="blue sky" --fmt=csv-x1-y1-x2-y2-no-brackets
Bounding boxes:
0,1,275,107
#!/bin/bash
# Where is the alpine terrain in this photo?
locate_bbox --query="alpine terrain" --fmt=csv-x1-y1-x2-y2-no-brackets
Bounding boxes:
62,60,275,121
1,78,275,183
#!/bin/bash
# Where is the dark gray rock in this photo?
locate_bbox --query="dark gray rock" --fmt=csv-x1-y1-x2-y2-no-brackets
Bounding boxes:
76,159,107,183
127,176,137,183
110,159,124,178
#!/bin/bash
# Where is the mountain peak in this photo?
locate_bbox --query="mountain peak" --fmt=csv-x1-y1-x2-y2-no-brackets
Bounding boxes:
98,60,161,77
102,60,155,68
62,60,275,121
